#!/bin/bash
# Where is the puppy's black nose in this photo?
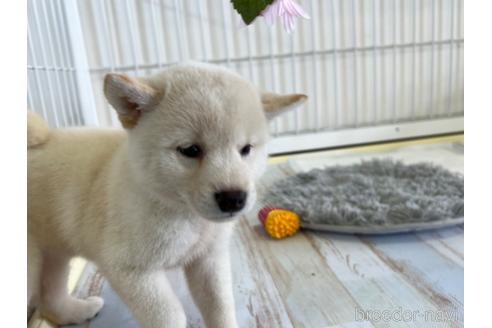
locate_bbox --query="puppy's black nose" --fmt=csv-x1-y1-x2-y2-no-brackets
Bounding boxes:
215,190,247,213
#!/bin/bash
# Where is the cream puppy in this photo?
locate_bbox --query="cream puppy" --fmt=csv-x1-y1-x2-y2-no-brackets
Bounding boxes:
27,63,306,328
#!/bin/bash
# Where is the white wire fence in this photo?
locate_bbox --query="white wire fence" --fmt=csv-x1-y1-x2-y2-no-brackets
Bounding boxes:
27,0,463,152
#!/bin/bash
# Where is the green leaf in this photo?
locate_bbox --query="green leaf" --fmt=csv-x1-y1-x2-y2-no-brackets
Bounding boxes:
231,0,274,25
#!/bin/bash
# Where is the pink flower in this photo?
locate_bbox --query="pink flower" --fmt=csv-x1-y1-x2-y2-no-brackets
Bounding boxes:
261,0,310,33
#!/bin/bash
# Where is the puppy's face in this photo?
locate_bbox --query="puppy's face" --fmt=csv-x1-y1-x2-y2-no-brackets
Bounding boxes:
104,64,306,222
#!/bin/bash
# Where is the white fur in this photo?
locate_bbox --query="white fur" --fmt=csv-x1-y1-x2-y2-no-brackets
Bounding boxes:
27,63,306,327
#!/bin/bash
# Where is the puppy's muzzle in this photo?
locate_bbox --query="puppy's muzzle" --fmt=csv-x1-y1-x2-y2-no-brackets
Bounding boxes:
214,190,247,213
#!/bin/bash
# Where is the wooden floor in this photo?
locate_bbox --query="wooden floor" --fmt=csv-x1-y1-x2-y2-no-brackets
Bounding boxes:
29,135,464,328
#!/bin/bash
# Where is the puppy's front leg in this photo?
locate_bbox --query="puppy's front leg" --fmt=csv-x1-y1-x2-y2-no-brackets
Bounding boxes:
106,269,186,328
185,247,239,328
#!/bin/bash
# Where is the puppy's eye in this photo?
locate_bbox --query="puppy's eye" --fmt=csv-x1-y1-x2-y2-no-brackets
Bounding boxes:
240,144,252,157
177,145,203,158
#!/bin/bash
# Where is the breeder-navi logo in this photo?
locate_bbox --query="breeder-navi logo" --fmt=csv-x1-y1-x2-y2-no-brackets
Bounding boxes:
355,307,463,323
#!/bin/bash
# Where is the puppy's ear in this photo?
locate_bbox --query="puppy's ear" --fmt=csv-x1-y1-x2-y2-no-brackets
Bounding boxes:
104,73,162,129
261,92,307,120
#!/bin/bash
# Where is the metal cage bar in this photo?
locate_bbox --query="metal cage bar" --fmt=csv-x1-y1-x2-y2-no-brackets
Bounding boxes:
40,0,68,126
27,0,464,153
30,1,60,127
447,0,456,116
47,0,77,126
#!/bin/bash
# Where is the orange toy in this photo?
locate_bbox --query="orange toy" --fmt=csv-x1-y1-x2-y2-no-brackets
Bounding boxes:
258,207,301,239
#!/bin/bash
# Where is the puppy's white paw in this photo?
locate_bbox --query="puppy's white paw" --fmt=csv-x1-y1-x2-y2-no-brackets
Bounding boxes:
42,296,104,325
83,296,105,319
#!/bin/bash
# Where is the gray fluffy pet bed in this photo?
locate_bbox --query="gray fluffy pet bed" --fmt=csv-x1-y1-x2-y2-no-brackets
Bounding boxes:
264,159,464,233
